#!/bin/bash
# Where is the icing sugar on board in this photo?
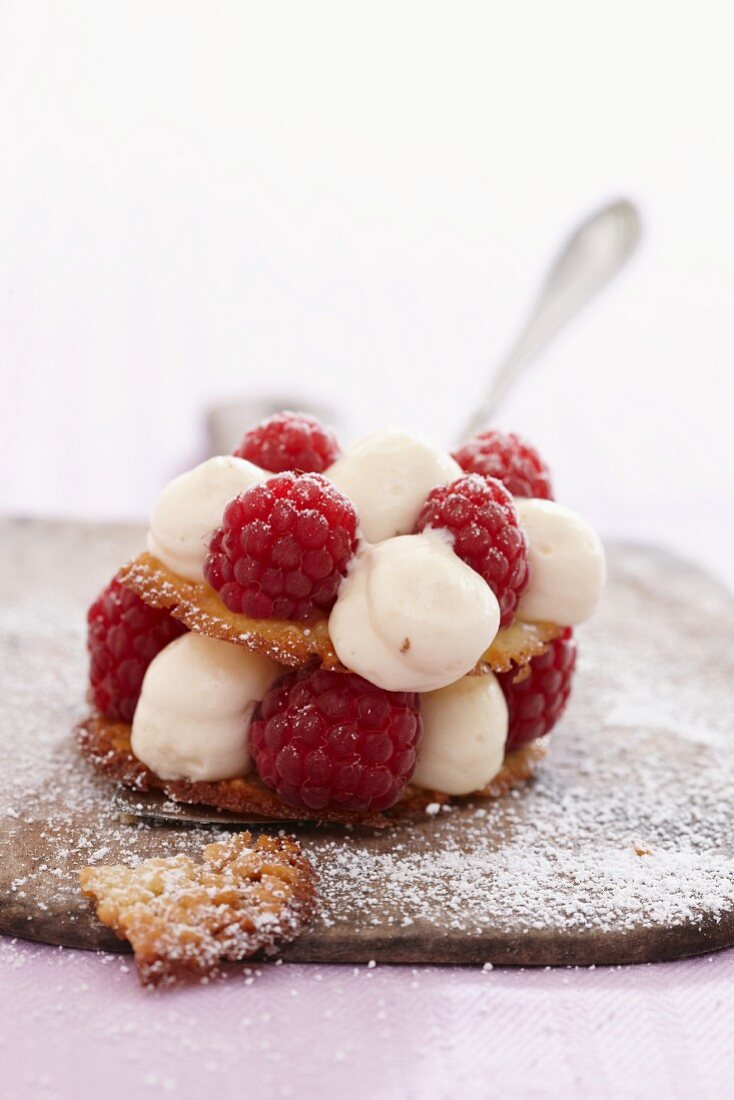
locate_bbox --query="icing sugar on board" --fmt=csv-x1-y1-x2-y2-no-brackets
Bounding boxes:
1,518,733,967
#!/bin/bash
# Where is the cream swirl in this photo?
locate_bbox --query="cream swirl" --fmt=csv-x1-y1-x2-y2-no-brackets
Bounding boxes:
326,429,461,543
515,498,606,625
413,673,508,795
131,633,281,781
329,532,500,692
147,455,265,582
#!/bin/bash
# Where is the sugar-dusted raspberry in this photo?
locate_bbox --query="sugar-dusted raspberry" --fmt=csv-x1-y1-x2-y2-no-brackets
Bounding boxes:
87,579,186,723
204,472,359,621
250,666,422,813
415,474,529,628
498,629,577,750
452,430,553,500
232,411,340,474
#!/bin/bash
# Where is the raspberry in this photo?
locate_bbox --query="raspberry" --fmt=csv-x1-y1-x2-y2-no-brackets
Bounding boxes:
87,579,186,723
415,474,529,628
250,666,422,813
233,410,340,474
204,472,359,621
452,430,553,499
498,629,577,750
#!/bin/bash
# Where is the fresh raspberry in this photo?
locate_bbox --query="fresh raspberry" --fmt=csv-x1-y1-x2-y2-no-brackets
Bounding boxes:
250,666,422,813
498,629,577,750
87,579,186,723
232,410,340,474
415,474,529,628
204,472,359,621
452,430,553,499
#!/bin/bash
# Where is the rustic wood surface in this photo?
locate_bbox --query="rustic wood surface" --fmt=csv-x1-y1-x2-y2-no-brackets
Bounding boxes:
1,518,732,966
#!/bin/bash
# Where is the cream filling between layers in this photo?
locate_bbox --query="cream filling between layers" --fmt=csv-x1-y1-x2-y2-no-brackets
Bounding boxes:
413,672,508,795
131,633,281,782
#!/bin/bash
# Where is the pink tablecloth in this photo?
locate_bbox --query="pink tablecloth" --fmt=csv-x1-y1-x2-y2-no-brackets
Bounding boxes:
1,939,732,1099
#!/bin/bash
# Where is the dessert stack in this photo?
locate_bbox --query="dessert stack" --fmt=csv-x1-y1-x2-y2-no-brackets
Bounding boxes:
79,411,605,825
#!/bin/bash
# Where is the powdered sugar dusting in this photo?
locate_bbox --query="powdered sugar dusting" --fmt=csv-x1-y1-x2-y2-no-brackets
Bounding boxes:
1,520,733,966
304,545,734,956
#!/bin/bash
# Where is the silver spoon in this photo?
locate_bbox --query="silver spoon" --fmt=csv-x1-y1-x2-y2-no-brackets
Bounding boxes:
459,197,642,440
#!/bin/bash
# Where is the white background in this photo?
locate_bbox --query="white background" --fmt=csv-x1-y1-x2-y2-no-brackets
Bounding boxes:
2,1,733,584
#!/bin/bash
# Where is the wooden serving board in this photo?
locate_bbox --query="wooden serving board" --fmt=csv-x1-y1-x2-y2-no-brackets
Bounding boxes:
1,518,733,967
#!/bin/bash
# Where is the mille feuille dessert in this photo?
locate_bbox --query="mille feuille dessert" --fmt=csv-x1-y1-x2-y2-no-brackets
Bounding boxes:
78,412,605,826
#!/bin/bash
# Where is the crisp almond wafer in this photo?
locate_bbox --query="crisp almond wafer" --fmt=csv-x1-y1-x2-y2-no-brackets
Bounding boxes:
79,831,315,986
77,713,547,828
117,552,561,675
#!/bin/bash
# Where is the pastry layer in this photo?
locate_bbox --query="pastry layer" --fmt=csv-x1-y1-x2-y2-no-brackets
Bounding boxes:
118,552,561,675
77,712,547,829
80,832,315,986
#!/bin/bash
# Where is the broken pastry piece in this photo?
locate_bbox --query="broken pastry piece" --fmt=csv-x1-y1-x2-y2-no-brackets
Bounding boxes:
79,832,316,986
80,412,605,824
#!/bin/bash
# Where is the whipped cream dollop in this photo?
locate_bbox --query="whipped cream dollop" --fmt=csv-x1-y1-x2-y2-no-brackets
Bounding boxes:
413,672,508,795
515,498,606,625
329,532,500,692
147,455,265,582
131,633,281,782
326,429,462,543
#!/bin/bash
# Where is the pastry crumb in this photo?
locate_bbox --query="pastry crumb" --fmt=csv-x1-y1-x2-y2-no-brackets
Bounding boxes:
80,832,315,986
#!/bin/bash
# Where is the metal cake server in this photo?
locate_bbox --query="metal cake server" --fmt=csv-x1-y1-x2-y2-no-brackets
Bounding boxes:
120,197,641,827
113,787,289,827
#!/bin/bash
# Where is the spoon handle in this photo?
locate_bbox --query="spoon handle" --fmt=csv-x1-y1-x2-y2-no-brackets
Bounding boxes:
460,198,642,440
